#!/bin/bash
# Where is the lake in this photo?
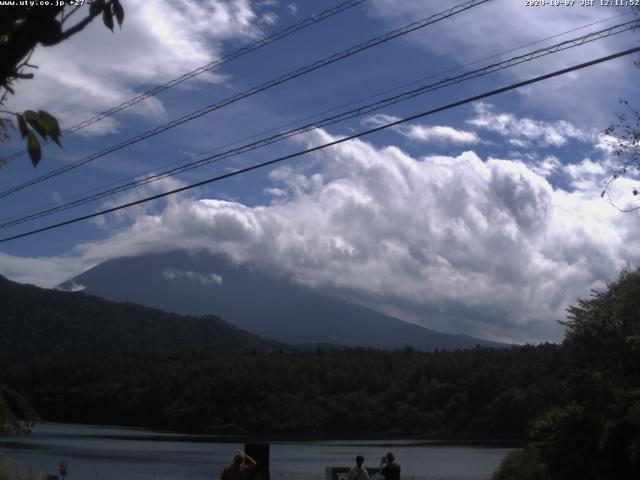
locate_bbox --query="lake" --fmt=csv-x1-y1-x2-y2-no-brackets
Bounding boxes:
0,423,513,480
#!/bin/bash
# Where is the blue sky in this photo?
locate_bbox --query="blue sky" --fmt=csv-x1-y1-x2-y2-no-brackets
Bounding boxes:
1,0,639,342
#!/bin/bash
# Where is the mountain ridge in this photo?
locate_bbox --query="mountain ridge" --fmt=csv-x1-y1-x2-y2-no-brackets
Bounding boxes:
0,273,284,361
59,250,505,350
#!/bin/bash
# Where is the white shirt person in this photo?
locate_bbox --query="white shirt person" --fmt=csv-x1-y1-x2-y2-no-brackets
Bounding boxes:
348,455,370,480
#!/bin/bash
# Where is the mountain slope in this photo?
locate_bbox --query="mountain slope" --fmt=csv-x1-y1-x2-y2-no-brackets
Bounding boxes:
0,274,283,361
59,250,504,350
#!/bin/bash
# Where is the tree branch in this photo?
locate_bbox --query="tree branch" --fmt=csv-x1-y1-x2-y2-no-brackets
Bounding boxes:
57,3,110,43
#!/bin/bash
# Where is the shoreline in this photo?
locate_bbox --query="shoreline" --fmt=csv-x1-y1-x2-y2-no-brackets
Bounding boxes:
5,421,523,448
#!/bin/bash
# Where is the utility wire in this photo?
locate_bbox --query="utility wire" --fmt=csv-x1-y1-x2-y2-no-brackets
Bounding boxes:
0,0,492,200
5,0,371,162
5,10,627,226
1,45,638,244
7,11,630,228
3,11,630,226
2,19,637,229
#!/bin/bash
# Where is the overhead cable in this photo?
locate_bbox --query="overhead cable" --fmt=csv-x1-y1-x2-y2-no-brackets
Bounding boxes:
4,0,371,162
1,45,638,244
2,19,637,228
0,0,492,199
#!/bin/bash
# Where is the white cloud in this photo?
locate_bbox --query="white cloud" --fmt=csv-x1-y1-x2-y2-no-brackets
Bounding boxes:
259,12,279,26
56,281,86,293
367,1,639,125
163,268,223,285
5,0,268,135
89,176,188,228
468,103,592,147
0,252,88,288
364,114,480,145
531,155,562,178
4,126,633,343
263,187,288,198
562,157,607,190
595,136,614,154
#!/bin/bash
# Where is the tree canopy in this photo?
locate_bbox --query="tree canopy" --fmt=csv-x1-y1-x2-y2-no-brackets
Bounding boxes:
495,270,640,479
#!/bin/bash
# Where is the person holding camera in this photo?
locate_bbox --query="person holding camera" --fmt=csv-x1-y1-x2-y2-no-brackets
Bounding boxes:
220,449,257,480
379,452,400,480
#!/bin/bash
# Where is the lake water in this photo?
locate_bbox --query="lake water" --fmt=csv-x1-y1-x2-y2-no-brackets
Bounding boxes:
0,423,512,480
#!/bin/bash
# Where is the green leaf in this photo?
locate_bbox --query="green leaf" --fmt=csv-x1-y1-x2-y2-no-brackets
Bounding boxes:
113,0,124,27
103,4,114,32
89,0,104,15
16,114,29,138
26,131,42,167
37,110,63,147
23,110,48,140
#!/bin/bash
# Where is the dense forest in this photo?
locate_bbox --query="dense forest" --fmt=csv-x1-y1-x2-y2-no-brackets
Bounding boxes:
493,270,640,479
2,270,639,479
0,275,284,359
1,344,565,439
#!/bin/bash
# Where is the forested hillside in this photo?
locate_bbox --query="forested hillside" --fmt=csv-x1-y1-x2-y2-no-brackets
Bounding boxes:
1,344,565,439
0,275,283,360
0,273,566,440
493,270,640,479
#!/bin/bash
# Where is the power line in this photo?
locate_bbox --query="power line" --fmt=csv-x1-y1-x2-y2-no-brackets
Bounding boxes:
1,45,637,244
0,0,493,200
13,10,629,225
5,13,628,229
5,0,371,162
2,19,637,229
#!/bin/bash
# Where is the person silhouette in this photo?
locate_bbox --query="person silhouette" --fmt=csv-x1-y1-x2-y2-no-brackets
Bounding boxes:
379,452,400,480
348,455,370,480
220,450,257,480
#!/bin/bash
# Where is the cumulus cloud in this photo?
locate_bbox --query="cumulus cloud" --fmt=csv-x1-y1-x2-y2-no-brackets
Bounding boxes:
163,268,223,285
5,0,268,135
2,2,637,344
531,155,562,178
468,103,592,147
2,83,639,343
5,126,630,343
89,175,189,228
562,157,608,191
364,114,480,145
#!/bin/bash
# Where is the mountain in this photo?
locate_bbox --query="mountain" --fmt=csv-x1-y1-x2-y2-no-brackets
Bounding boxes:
0,274,283,361
58,250,504,350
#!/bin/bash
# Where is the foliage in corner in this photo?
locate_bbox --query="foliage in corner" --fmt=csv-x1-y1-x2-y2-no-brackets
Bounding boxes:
0,385,39,435
0,452,45,480
492,447,547,480
601,12,640,208
0,1,125,167
603,101,640,205
493,270,640,480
